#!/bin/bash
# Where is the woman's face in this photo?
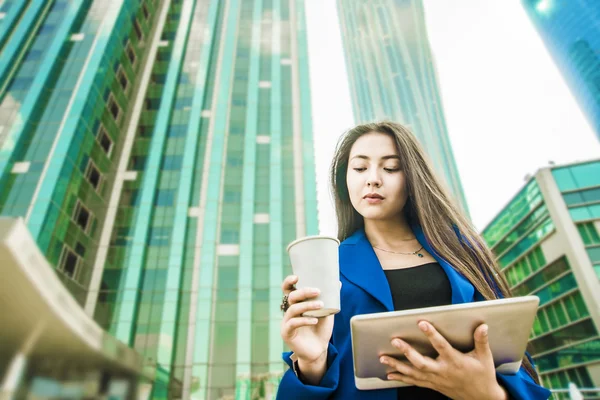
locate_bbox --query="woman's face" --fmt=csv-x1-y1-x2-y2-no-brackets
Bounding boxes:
346,132,408,222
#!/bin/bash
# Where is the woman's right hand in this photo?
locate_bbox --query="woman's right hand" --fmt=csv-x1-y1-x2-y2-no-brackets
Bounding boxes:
280,275,334,364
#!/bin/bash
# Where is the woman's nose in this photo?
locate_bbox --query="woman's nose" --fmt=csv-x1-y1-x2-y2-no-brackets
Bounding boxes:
366,171,382,187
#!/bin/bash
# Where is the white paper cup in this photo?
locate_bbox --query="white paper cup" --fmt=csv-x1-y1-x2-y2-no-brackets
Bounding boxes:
286,235,341,318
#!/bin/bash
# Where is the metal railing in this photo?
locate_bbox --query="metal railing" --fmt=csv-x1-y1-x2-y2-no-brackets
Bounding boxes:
550,383,600,399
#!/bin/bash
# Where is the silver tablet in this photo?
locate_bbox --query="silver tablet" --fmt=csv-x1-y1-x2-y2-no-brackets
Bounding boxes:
350,296,539,390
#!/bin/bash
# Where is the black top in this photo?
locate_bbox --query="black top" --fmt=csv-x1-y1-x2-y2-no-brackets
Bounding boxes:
383,262,452,400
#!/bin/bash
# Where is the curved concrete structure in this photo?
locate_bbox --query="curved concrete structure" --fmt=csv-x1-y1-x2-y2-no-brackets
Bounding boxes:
0,217,153,396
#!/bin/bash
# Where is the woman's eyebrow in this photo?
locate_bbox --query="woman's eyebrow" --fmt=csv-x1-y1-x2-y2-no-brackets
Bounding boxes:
349,155,400,161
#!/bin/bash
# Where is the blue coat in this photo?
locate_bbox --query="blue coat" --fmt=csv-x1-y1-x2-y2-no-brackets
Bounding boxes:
277,227,551,399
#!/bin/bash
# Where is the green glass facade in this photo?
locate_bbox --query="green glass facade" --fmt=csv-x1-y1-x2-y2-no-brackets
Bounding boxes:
483,160,600,396
336,0,469,214
0,0,318,398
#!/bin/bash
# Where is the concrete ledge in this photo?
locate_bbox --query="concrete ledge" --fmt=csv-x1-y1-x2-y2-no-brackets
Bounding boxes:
0,217,154,381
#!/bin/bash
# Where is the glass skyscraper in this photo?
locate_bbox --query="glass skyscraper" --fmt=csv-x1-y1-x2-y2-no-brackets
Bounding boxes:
482,160,600,396
336,0,469,214
522,0,600,138
0,0,318,398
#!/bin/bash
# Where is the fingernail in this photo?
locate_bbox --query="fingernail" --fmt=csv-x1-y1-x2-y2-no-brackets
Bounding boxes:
392,339,402,347
418,321,428,332
311,288,321,294
315,301,324,308
482,325,488,336
310,318,318,324
380,356,386,364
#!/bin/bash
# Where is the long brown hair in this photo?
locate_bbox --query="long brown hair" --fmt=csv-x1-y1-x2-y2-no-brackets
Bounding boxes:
330,121,539,383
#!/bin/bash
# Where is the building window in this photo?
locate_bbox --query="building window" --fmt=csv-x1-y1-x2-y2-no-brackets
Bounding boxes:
167,125,187,138
162,155,183,170
73,200,92,233
138,124,152,138
512,256,569,297
129,155,146,171
564,187,600,207
107,94,120,121
85,160,103,192
117,66,129,92
155,189,175,206
586,246,600,265
58,246,82,280
133,19,143,42
227,155,243,167
75,242,86,257
97,124,113,157
142,3,150,21
126,42,136,66
145,98,160,110
114,227,133,246
149,226,170,246
577,222,600,246
534,273,578,306
220,229,239,244
224,189,241,203
122,189,139,207
174,97,192,110
151,73,165,84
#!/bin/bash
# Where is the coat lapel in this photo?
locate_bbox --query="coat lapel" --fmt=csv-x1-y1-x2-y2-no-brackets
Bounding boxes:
339,230,394,311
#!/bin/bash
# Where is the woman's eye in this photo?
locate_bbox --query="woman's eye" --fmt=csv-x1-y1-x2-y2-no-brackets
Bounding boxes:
353,168,366,172
384,168,400,172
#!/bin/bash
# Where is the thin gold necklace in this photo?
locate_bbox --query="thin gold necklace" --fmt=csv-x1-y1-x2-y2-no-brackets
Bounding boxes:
373,245,425,258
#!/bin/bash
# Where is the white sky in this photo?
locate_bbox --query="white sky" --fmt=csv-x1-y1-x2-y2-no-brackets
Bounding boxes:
304,0,600,235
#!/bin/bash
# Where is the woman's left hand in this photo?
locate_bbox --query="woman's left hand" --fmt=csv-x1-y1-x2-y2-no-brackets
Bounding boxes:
381,322,508,400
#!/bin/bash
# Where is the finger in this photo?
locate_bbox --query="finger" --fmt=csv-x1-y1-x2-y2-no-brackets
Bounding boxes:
473,324,491,360
284,300,324,321
281,317,319,337
380,356,429,381
288,287,321,305
386,373,433,389
281,275,298,295
417,321,458,358
391,338,437,372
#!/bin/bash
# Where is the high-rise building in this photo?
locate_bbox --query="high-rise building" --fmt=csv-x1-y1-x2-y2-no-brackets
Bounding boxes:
336,0,469,214
522,0,600,138
482,160,600,395
0,0,318,398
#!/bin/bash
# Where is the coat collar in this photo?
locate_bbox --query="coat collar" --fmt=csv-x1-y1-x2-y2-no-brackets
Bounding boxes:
339,227,474,311
339,229,395,311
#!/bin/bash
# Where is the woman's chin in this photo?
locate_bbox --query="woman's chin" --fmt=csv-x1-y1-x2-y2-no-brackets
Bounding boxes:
360,210,395,221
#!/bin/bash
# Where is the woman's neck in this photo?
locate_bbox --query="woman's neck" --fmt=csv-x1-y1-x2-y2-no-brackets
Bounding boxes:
363,215,416,250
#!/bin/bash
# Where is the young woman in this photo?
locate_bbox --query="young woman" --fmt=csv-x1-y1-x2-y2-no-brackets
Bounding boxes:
277,122,550,399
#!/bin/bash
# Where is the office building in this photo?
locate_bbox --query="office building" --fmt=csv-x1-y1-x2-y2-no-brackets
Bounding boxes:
522,0,600,138
482,160,600,393
336,0,469,213
0,0,318,398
